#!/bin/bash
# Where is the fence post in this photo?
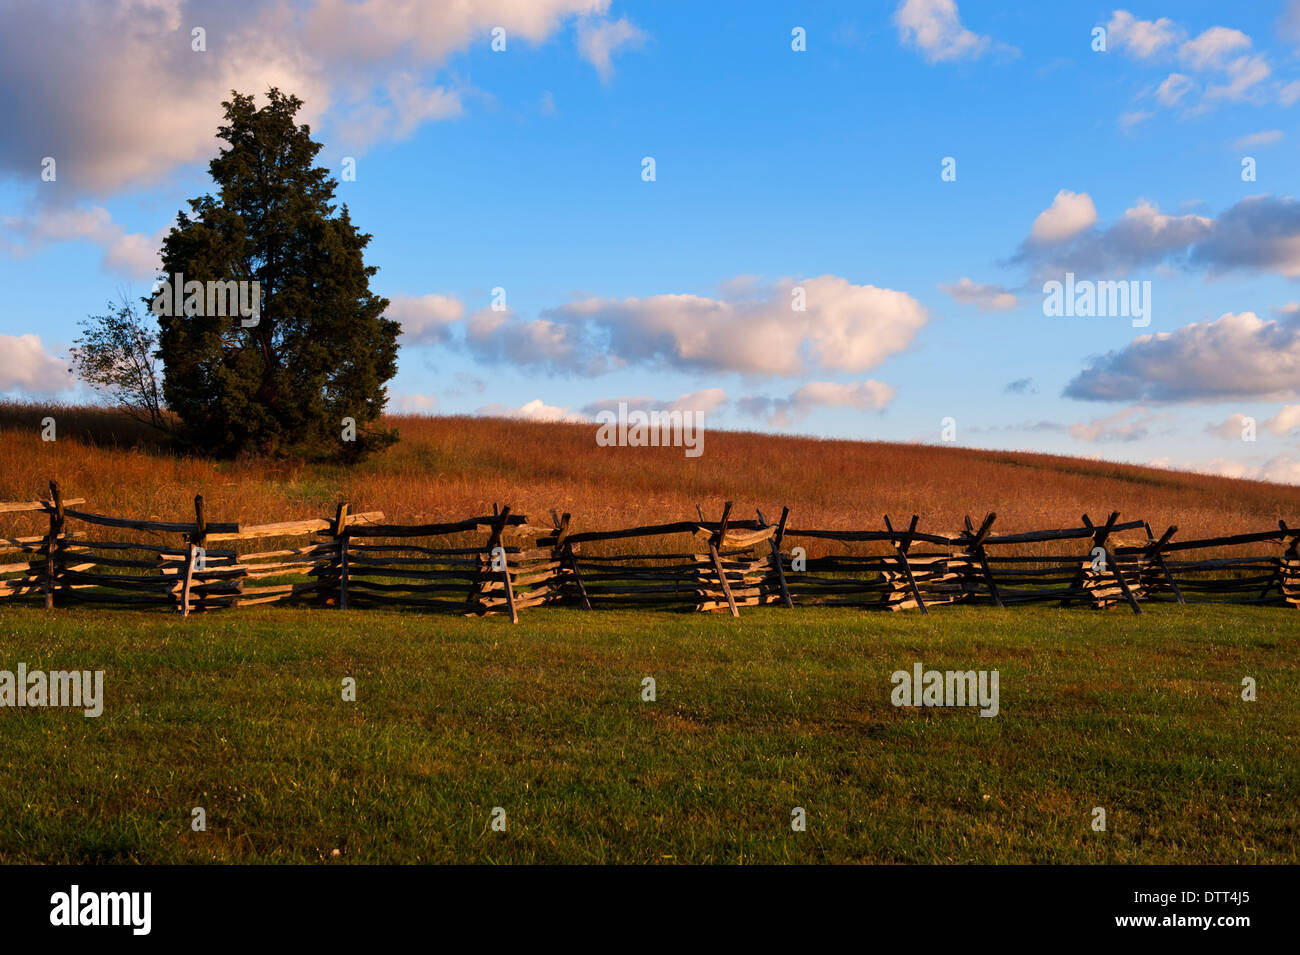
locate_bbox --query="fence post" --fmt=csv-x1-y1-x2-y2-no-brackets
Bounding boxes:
552,511,591,610
757,507,793,609
334,503,350,610
180,494,205,617
885,513,929,614
470,505,517,622
43,480,64,610
1084,511,1141,614
1143,522,1185,605
964,513,1004,609
708,501,739,617
495,507,518,624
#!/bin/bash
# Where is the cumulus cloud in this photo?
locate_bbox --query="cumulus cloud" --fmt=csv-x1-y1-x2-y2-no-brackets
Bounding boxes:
465,275,927,378
1064,311,1300,402
1105,11,1289,111
1004,377,1037,395
0,1,326,194
941,277,1018,311
475,398,586,422
0,334,76,396
465,307,598,374
1008,192,1300,280
894,0,1011,63
1,206,160,278
1205,412,1253,440
1029,190,1098,244
1188,195,1300,277
1266,404,1300,435
0,0,624,194
1106,11,1184,59
1205,406,1300,439
739,380,895,427
1180,25,1252,70
387,293,465,344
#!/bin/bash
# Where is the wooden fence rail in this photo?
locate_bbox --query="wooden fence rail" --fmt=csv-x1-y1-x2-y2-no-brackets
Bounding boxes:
1,489,1296,622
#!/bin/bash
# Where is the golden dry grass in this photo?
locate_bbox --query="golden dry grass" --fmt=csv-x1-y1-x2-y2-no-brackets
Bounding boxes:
1,402,1296,542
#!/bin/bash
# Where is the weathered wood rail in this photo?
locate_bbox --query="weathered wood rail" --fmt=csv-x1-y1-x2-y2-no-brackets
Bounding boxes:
1,486,1296,621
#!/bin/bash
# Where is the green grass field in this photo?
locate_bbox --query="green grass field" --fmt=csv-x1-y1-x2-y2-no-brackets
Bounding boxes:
0,604,1295,864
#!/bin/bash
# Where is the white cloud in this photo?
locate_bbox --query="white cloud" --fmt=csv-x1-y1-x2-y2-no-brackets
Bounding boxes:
0,0,620,194
1,206,160,278
1014,194,1214,278
387,293,465,344
475,398,586,422
894,0,1007,63
1159,454,1300,486
467,275,927,378
739,380,895,427
392,393,438,413
1204,53,1270,102
1205,412,1253,440
940,277,1018,311
0,2,330,194
1208,405,1300,438
792,380,895,411
1028,190,1099,244
1266,404,1300,435
331,72,463,146
0,334,76,396
1258,455,1300,484
466,307,595,372
1106,12,1290,111
1068,405,1168,442
1155,73,1196,105
1065,311,1300,403
1106,11,1184,59
575,16,646,81
1179,26,1252,70
583,388,727,416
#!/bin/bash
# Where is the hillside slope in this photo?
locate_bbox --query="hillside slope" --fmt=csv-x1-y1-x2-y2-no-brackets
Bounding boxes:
1,403,1296,539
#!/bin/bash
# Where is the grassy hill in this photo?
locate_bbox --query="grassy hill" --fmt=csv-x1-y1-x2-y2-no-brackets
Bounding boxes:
1,402,1296,539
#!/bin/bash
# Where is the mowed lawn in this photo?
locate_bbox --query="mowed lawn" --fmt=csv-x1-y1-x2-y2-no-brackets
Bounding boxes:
0,603,1295,864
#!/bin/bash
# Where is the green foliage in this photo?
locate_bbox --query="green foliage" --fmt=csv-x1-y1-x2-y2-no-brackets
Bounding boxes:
155,89,399,460
68,297,166,430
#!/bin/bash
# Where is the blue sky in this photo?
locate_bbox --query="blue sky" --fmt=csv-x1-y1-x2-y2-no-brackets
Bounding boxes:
2,1,1299,482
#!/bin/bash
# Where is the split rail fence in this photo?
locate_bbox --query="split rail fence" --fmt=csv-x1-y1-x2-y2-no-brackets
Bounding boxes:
2,484,1297,621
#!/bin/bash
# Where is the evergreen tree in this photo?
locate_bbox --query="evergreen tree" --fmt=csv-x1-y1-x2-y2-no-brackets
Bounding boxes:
155,89,398,459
